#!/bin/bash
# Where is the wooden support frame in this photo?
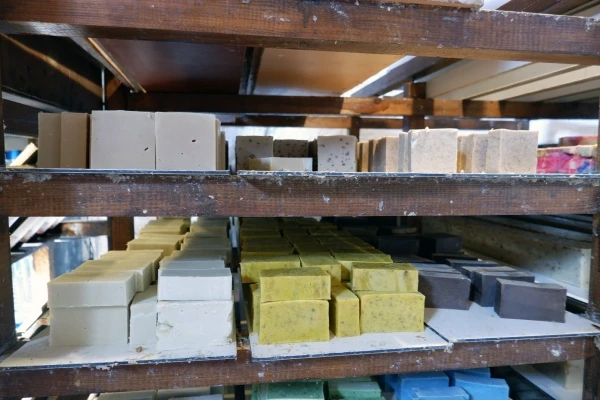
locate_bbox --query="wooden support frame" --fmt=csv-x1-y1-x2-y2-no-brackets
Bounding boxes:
1,1,600,64
108,217,134,250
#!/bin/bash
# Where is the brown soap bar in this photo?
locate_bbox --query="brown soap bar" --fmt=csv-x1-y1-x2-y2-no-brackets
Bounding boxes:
418,271,471,310
418,233,462,257
473,270,535,307
495,279,567,322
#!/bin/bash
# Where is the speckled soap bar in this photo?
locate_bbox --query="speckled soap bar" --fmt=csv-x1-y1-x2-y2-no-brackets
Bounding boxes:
299,254,343,284
351,263,418,292
329,285,360,338
259,300,329,344
408,128,458,173
485,129,538,174
357,291,424,333
236,136,274,171
317,135,357,172
274,139,309,157
240,254,301,283
259,268,331,302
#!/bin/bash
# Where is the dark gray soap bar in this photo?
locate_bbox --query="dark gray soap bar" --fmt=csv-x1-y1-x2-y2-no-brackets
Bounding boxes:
431,252,475,263
413,263,461,274
377,235,420,255
446,259,499,271
473,270,535,307
460,266,515,280
418,271,471,310
418,233,462,257
392,255,434,264
494,279,567,322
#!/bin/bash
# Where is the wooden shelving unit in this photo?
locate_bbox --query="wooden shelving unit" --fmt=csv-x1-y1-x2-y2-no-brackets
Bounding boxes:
0,0,599,398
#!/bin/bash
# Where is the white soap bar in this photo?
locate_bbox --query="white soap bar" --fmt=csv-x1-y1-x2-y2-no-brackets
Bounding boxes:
273,139,309,157
90,111,156,169
249,157,312,172
317,135,357,172
48,270,136,308
160,257,225,271
130,286,158,348
485,129,538,173
74,259,152,292
158,268,232,301
155,113,218,170
373,136,399,172
60,112,89,168
408,128,458,173
462,133,488,173
50,306,128,346
98,391,156,400
156,296,234,350
397,132,409,172
235,136,274,171
37,113,61,168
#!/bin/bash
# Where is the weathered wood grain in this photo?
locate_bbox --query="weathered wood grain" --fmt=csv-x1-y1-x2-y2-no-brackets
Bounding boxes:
108,217,134,250
1,1,600,64
0,170,597,217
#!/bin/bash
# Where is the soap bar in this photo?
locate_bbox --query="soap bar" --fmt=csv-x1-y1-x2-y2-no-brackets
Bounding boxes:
328,381,381,399
412,263,459,274
418,234,462,258
411,387,468,400
156,296,234,350
90,111,156,169
446,369,490,385
299,254,343,284
418,271,470,310
155,112,218,170
101,249,163,281
236,136,274,171
460,266,515,280
485,129,538,174
445,259,497,270
48,270,136,307
460,134,488,173
127,238,180,257
376,235,420,255
358,141,370,172
386,372,449,400
357,291,424,333
273,139,309,157
408,129,458,173
397,132,409,172
37,113,62,168
98,390,156,400
431,253,476,263
130,285,158,348
453,373,509,400
240,254,301,283
50,306,128,346
392,255,434,264
259,300,329,344
158,268,231,301
317,135,357,172
60,112,89,168
333,253,393,281
494,279,567,322
156,389,211,400
159,257,225,272
372,136,399,172
472,270,535,307
351,263,418,292
260,268,330,302
329,286,360,338
251,283,261,333
75,259,152,292
254,381,324,400
249,157,312,171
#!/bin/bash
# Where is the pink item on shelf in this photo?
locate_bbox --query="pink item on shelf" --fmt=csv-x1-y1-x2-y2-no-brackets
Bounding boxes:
537,145,597,174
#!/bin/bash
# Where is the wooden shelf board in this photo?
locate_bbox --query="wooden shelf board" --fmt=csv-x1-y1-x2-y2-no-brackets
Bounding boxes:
0,170,598,217
0,335,595,397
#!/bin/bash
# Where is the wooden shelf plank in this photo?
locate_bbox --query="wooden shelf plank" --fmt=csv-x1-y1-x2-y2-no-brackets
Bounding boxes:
1,1,600,64
0,336,595,397
0,170,598,217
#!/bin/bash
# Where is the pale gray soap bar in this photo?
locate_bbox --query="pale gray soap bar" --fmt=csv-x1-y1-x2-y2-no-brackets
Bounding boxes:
485,129,538,173
235,136,274,171
317,135,357,172
408,128,458,173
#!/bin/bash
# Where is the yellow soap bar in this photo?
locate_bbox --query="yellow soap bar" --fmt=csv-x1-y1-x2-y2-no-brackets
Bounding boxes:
240,254,301,283
260,268,331,302
127,238,180,257
251,283,261,334
259,300,329,344
333,253,393,281
299,254,343,284
357,291,425,333
330,286,360,338
352,263,418,292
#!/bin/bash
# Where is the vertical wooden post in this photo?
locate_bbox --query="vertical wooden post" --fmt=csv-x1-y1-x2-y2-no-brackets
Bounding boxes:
349,116,360,139
108,217,135,250
402,83,426,131
0,54,17,353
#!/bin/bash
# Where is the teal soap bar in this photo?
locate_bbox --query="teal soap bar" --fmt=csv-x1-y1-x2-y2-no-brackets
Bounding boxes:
328,381,381,399
254,382,324,400
453,373,508,400
411,387,468,400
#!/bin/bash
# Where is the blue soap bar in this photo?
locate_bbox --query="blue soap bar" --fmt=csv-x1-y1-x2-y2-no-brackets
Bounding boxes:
446,368,491,384
386,372,449,400
411,387,469,400
453,373,509,400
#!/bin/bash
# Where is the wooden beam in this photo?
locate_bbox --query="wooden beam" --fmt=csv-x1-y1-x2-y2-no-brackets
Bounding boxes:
500,0,590,14
127,94,599,119
108,217,134,250
0,170,598,217
2,100,40,137
1,2,600,64
240,47,264,96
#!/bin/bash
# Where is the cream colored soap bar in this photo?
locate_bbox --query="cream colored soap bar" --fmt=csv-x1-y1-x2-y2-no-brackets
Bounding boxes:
351,263,418,292
485,129,538,173
259,268,331,302
357,141,370,172
249,157,312,172
155,112,218,170
240,254,301,283
101,249,163,280
37,113,61,168
48,270,136,307
299,254,343,284
251,283,261,334
129,285,158,348
60,112,89,168
329,286,360,338
317,135,357,172
460,133,488,173
74,259,153,292
373,136,399,172
127,238,180,257
397,132,409,172
90,111,156,169
236,136,274,171
408,128,458,173
357,291,424,333
50,306,128,346
259,300,329,344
